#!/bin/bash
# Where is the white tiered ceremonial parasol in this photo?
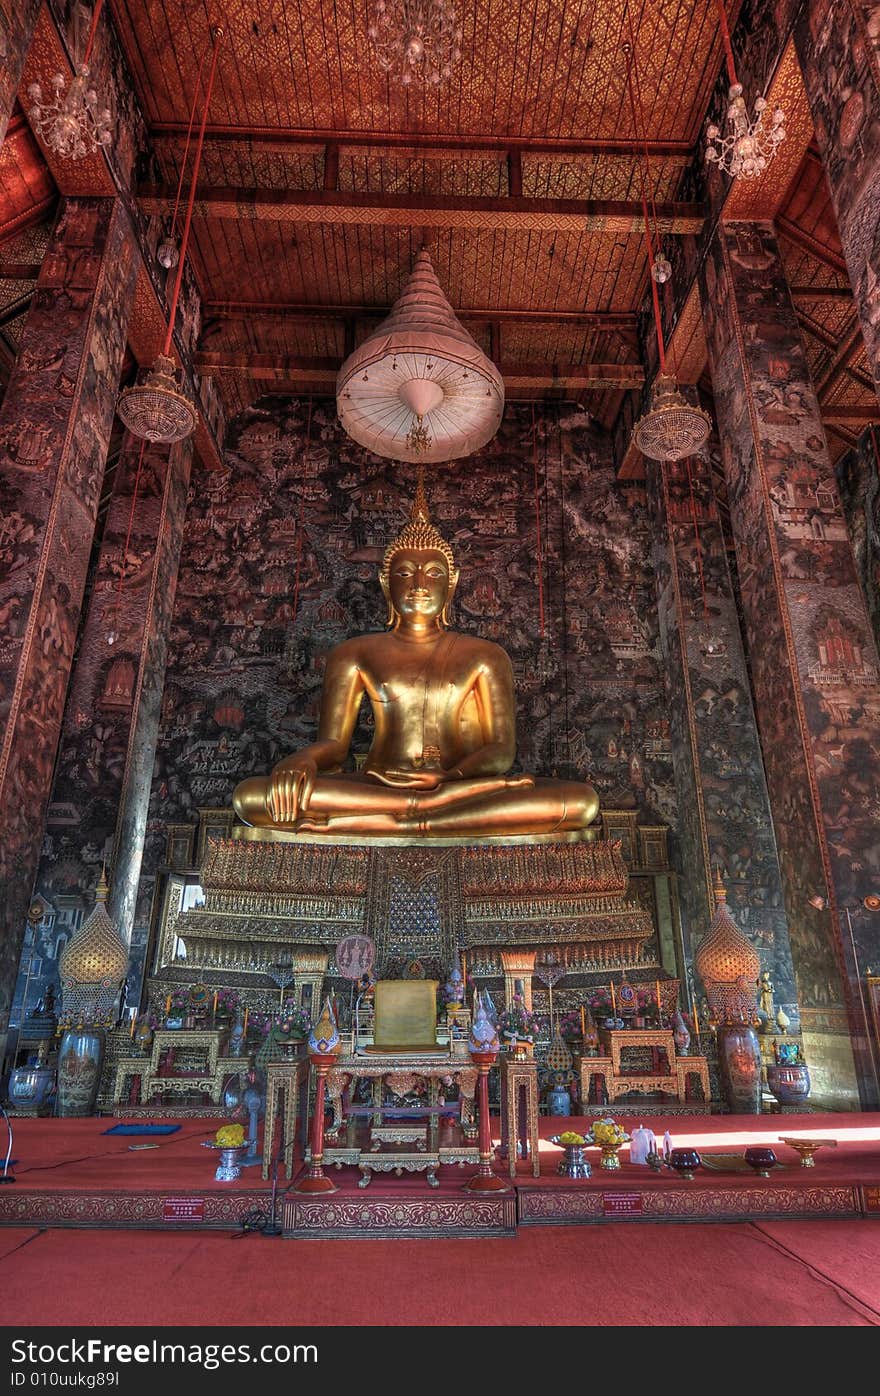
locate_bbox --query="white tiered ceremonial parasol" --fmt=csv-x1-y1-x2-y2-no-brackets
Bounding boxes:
336,250,505,463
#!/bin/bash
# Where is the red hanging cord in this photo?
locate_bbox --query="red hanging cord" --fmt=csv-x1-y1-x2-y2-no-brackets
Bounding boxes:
684,454,710,618
625,5,663,259
713,0,739,86
531,401,546,639
623,40,667,374
106,438,147,637
82,0,106,66
169,47,210,243
290,398,311,628
162,27,223,360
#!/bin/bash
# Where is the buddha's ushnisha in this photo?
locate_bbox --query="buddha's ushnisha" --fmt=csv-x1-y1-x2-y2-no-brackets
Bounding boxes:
233,480,599,837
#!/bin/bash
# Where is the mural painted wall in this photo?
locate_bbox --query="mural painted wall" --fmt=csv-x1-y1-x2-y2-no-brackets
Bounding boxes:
0,197,136,1034
648,438,796,1015
702,221,880,1102
795,0,880,401
837,425,880,659
133,400,679,963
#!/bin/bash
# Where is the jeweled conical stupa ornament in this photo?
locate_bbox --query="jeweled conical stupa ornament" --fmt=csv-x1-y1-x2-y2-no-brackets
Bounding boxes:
694,869,760,1026
336,249,504,463
58,869,128,1028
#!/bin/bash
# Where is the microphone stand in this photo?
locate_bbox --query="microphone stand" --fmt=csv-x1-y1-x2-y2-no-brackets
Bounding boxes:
0,1104,15,1183
261,1082,285,1237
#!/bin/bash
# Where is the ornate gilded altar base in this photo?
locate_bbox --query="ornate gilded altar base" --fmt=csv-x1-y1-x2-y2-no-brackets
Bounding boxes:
152,827,654,1004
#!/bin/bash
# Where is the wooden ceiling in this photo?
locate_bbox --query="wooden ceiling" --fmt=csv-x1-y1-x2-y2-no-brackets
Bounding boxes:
0,1,876,452
109,0,743,422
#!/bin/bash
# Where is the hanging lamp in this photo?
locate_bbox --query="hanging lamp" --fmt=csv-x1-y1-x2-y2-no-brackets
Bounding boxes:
336,249,504,464
117,28,223,444
27,1,112,160
705,0,785,179
622,27,711,463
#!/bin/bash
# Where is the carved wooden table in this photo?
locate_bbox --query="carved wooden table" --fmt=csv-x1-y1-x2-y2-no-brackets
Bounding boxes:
113,1031,249,1110
263,1053,311,1179
321,1053,481,1188
578,1029,709,1108
499,1056,540,1178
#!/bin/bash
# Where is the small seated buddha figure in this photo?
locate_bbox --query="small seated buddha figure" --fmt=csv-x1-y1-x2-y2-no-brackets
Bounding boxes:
233,480,599,838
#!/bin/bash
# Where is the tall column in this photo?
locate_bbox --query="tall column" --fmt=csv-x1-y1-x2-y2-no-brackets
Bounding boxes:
794,0,880,403
701,221,880,1107
647,442,795,1015
26,432,193,971
0,197,136,1037
0,0,41,149
837,426,880,658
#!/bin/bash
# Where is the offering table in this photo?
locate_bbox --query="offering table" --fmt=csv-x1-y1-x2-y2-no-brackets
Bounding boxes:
321,1052,480,1188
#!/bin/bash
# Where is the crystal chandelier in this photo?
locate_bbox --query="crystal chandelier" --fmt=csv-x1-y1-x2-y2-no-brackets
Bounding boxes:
705,86,785,178
27,1,112,161
622,31,711,463
634,374,711,462
705,0,785,179
367,0,463,85
27,66,113,159
118,29,223,444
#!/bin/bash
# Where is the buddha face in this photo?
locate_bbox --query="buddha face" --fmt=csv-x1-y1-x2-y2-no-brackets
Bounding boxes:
387,548,450,623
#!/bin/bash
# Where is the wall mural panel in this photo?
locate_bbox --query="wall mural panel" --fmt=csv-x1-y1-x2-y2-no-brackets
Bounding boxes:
837,426,880,659
648,442,795,1013
0,0,41,148
0,197,135,1032
133,401,679,970
795,0,880,400
702,221,880,1100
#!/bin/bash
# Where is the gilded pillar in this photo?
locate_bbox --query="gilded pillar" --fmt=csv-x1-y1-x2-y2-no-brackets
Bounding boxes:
647,440,795,1013
701,221,880,1106
793,0,880,403
107,435,194,950
0,0,41,150
0,197,136,1037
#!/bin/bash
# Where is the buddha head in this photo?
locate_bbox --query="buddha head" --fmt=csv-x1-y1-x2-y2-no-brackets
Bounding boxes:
379,477,459,629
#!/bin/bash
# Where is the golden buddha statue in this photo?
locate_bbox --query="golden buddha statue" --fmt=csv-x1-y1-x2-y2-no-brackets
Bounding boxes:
233,480,599,839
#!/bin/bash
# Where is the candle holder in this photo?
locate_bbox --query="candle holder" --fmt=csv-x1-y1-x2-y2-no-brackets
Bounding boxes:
465,1050,509,1193
294,1051,339,1194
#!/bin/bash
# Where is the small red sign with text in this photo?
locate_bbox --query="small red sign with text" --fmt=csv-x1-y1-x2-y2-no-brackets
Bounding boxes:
163,1196,205,1222
603,1192,643,1216
863,1186,880,1213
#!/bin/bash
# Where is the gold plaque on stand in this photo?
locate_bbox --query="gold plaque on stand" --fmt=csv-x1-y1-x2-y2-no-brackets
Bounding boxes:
367,980,439,1052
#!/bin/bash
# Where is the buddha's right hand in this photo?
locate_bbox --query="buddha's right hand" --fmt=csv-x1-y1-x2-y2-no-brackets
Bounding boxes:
267,755,318,823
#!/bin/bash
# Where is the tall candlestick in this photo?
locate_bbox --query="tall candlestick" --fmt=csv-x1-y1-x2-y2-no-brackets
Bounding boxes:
692,995,700,1037
656,979,662,1017
461,950,467,987
610,982,616,1014
165,994,172,1016
581,1005,586,1037
129,1012,136,1038
212,990,218,1018
242,1007,249,1036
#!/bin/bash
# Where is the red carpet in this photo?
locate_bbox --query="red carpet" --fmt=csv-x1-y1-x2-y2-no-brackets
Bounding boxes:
4,1220,879,1326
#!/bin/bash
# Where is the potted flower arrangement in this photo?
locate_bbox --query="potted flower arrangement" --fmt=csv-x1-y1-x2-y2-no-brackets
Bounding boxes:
559,1011,582,1044
498,993,541,1058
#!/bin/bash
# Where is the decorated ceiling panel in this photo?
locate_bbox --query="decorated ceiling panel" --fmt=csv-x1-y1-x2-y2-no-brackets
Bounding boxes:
110,0,734,142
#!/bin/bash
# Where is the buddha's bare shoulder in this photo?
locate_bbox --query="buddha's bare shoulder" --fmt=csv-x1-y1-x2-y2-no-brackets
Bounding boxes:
449,632,513,669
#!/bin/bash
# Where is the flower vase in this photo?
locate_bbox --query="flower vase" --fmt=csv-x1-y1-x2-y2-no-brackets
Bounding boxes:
599,1143,623,1170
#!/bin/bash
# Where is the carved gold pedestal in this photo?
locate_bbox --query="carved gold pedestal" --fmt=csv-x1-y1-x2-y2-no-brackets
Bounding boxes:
500,1056,540,1179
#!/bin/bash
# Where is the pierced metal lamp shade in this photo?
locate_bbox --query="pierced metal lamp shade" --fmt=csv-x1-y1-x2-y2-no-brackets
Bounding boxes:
58,873,128,1029
337,250,504,463
117,353,197,444
632,373,712,463
694,871,760,1026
